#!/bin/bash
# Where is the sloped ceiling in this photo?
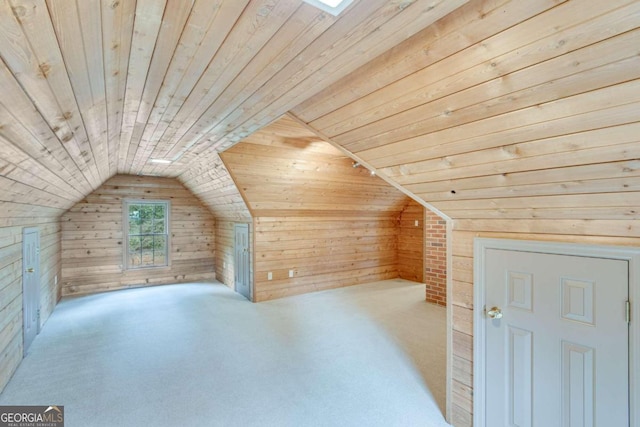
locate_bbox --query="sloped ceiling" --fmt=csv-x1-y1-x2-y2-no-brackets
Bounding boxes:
220,115,410,217
1,0,638,225
293,0,640,222
0,0,467,220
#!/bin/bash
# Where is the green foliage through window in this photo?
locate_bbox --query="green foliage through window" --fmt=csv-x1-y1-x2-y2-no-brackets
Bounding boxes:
126,201,168,268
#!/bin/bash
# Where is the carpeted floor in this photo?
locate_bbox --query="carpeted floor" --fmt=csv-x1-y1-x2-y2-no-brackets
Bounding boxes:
0,279,449,426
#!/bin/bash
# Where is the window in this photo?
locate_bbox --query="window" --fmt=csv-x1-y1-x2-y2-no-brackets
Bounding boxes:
124,200,169,269
302,0,353,15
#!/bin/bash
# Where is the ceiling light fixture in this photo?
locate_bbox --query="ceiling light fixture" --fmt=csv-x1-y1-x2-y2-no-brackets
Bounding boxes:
303,0,354,16
149,159,172,164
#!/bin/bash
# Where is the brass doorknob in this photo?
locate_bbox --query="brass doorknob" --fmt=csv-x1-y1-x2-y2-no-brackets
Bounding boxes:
26,268,34,273
487,306,503,319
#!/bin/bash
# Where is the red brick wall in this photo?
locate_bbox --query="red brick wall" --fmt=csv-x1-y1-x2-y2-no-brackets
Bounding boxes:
425,210,447,306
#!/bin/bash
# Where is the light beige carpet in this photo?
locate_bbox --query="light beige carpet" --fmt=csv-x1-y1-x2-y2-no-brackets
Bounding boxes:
0,279,449,426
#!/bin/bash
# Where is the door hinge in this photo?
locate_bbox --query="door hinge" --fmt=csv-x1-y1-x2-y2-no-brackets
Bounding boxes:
626,300,631,324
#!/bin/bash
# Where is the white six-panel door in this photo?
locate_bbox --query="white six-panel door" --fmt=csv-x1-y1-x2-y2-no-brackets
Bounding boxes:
483,248,629,426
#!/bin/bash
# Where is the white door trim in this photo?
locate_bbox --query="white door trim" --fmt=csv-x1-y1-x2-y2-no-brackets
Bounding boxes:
473,238,640,427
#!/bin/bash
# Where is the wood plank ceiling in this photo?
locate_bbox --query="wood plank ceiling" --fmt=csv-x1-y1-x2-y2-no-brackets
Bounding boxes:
293,0,640,224
221,115,410,217
0,0,468,220
1,0,638,226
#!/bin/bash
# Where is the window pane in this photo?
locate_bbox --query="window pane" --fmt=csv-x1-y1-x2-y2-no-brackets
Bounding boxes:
153,217,165,234
141,217,153,234
126,202,169,269
141,235,153,251
154,204,165,220
141,250,154,266
129,236,141,252
140,204,153,220
153,204,166,234
128,244,141,267
128,205,140,235
154,235,167,265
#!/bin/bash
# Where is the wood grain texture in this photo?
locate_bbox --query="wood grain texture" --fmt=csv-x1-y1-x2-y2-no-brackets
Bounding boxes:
293,1,640,424
60,175,216,296
253,215,399,302
0,1,638,423
221,116,416,301
178,152,251,221
220,115,410,217
0,221,60,393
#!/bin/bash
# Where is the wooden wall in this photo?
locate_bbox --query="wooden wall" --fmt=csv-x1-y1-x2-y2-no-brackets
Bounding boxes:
215,220,236,289
292,1,640,424
0,221,61,393
60,175,216,296
221,116,411,301
179,153,251,221
254,215,398,302
220,116,410,217
397,201,424,283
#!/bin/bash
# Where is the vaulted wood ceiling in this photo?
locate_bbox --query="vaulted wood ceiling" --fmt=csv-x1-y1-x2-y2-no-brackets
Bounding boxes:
0,0,466,213
221,115,411,217
0,0,638,225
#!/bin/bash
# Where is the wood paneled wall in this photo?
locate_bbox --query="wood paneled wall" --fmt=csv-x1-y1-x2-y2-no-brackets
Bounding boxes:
178,153,251,221
397,201,424,283
254,215,398,302
61,175,216,296
215,220,236,289
220,116,410,217
0,221,61,393
221,116,412,301
293,1,640,424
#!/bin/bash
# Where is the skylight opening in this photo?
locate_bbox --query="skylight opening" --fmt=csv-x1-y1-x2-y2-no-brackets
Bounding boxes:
149,158,172,164
303,0,354,16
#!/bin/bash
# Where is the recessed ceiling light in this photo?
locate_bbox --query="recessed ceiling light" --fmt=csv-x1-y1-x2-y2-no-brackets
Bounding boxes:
149,158,172,164
303,0,353,16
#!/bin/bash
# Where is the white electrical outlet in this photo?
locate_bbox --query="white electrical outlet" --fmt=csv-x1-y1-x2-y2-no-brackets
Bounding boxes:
289,270,294,278
268,272,273,280
414,220,419,226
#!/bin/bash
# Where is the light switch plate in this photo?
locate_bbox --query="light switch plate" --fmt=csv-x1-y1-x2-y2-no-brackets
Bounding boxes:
289,270,294,278
268,272,273,280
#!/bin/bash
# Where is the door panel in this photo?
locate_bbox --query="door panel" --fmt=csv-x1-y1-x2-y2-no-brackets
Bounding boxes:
234,224,250,300
22,227,40,354
485,249,628,426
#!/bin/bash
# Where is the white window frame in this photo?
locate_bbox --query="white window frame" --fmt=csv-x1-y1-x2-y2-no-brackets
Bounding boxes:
123,199,171,270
